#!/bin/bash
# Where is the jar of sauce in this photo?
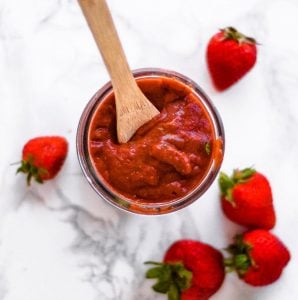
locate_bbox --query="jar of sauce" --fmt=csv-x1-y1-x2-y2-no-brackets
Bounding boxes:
77,68,224,214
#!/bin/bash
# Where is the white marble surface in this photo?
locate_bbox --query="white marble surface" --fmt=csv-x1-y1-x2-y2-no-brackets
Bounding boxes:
1,0,298,299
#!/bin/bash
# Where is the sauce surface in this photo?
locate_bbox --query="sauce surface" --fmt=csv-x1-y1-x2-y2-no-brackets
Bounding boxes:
88,77,215,202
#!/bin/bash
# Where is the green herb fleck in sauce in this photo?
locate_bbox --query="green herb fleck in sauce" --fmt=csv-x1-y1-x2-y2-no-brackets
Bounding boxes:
205,143,211,155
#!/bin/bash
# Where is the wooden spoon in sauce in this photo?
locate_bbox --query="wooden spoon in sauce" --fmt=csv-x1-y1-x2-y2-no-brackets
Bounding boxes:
78,0,160,143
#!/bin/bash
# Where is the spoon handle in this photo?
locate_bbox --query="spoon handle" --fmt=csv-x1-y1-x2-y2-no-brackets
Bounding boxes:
78,0,135,94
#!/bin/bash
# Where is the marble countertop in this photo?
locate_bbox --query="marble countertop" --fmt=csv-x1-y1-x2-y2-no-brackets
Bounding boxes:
1,0,298,299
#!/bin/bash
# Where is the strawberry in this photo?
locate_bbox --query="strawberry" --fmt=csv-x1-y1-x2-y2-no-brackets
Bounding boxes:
207,27,257,90
145,240,225,300
17,136,68,185
219,168,276,229
224,230,290,286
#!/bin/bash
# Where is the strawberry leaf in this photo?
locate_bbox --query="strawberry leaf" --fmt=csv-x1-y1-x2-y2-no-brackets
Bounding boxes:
219,172,234,194
146,267,163,279
219,172,235,204
233,168,256,183
145,261,192,299
222,27,257,45
168,284,180,300
223,258,235,272
153,281,171,293
224,234,254,277
235,254,250,268
16,156,47,186
176,266,192,290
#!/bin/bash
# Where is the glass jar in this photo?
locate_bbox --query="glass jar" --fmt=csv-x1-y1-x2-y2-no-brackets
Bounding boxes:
76,68,225,215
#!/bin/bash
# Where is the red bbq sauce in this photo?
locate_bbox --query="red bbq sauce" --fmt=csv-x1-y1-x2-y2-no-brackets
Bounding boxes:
88,76,216,202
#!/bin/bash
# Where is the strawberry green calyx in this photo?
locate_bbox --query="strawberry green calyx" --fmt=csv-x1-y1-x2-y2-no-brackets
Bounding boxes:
232,168,256,182
224,234,254,276
221,27,257,45
145,261,192,300
17,156,48,186
219,168,256,205
219,172,234,204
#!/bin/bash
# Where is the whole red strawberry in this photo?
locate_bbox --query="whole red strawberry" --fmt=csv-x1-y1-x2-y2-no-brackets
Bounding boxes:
207,27,257,90
145,240,225,300
17,136,68,185
225,230,290,286
219,168,276,229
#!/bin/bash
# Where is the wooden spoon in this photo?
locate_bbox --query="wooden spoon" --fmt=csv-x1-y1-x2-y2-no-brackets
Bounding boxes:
78,0,160,143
